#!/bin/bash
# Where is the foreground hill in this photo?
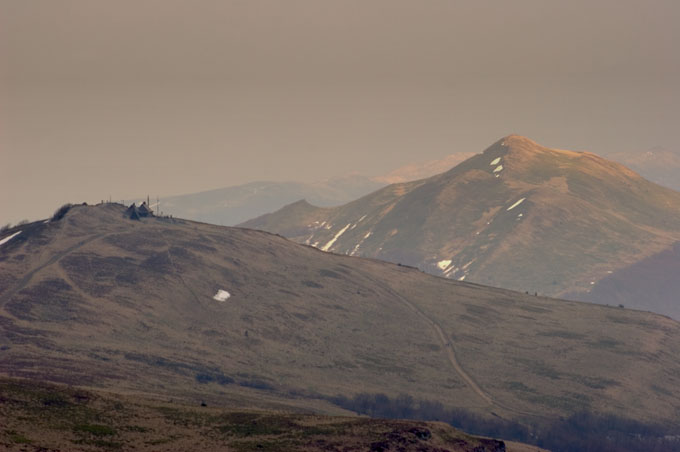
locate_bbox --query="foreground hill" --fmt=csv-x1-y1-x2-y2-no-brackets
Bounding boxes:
0,378,524,452
241,135,680,305
1,204,680,433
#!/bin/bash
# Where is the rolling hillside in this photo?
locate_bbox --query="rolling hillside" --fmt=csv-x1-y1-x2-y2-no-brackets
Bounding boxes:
0,378,520,452
241,135,680,304
1,203,679,431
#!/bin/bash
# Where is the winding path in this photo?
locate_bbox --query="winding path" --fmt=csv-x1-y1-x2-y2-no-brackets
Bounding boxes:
378,282,494,406
373,277,540,419
0,233,108,311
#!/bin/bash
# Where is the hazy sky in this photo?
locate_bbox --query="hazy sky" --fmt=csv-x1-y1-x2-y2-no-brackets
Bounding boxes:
1,0,679,224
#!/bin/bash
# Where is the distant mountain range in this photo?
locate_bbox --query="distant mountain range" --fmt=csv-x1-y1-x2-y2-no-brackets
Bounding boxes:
1,203,679,431
153,143,679,229
156,175,385,226
605,146,680,192
152,154,477,227
241,135,680,316
375,152,477,184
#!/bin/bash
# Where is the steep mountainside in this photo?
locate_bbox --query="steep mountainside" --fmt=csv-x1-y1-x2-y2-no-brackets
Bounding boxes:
241,135,680,302
1,203,680,428
572,242,680,319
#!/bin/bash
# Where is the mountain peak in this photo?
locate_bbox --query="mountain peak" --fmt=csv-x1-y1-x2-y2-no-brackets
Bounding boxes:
242,136,680,301
494,135,581,159
502,134,541,147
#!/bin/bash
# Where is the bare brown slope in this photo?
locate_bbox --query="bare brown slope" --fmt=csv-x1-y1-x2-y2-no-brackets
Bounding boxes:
1,203,680,427
240,135,680,305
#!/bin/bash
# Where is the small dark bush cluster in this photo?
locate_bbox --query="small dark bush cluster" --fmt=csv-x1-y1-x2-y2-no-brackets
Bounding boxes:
194,372,234,385
52,203,73,221
238,379,274,391
328,392,680,452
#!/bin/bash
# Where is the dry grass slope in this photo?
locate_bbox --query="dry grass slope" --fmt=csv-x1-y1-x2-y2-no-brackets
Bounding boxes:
1,203,679,430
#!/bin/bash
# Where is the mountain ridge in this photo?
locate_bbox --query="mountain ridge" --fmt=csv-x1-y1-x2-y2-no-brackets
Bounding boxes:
240,135,680,307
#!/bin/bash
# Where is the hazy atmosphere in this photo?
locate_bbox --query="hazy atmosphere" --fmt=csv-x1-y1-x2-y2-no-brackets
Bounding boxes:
3,3,680,450
2,0,679,224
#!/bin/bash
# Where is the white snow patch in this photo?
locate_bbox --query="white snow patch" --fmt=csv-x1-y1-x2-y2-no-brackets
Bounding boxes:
0,231,22,246
590,281,595,285
321,223,351,251
506,198,526,211
458,275,466,281
350,223,357,230
493,165,504,173
490,157,501,166
312,241,320,248
358,215,367,222
517,213,523,217
213,289,231,302
494,174,500,178
607,270,613,274
462,260,474,270
43,220,50,224
437,260,452,271
350,230,374,256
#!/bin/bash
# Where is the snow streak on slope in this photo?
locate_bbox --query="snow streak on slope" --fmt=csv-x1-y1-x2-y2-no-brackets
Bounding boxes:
0,231,22,247
321,224,351,252
506,198,526,211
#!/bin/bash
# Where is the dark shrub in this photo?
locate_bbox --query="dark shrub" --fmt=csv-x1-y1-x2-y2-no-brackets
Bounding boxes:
52,203,73,221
